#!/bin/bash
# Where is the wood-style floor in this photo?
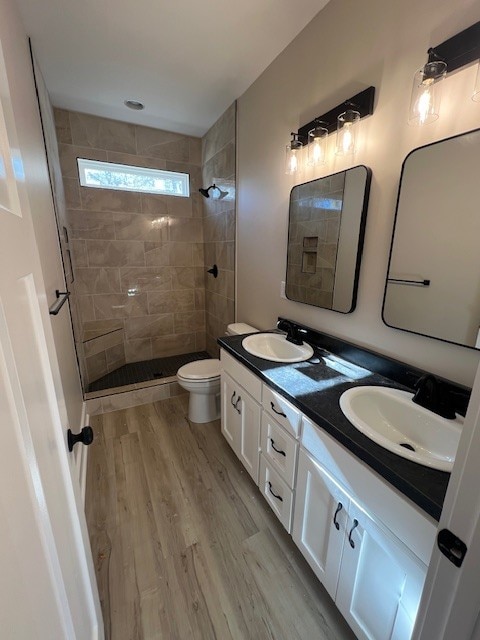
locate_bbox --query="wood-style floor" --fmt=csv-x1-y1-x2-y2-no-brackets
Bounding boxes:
86,396,355,640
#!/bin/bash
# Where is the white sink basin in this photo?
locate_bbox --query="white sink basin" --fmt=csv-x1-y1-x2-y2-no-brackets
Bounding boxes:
339,386,463,471
242,333,314,363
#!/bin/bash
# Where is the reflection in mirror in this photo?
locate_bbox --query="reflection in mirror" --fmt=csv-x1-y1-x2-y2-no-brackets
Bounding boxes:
383,128,480,349
286,166,371,313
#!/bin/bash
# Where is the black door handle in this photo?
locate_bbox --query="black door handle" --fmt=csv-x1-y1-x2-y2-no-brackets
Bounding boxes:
267,481,283,502
231,391,237,407
270,401,287,418
67,426,94,452
270,438,286,457
235,396,242,414
348,519,359,548
333,502,343,530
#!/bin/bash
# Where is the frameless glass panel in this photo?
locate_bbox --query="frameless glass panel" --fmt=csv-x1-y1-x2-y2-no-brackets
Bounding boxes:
77,158,190,197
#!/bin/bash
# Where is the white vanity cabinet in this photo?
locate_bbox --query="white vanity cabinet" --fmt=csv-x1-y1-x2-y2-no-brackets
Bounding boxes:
294,417,435,640
220,351,262,484
219,348,437,640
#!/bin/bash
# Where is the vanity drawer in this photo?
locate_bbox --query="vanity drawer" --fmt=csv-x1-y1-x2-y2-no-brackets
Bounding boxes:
262,385,301,438
259,454,294,533
261,411,298,488
221,349,262,402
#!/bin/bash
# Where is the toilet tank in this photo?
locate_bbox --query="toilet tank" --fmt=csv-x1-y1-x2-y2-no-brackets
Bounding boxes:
226,322,259,336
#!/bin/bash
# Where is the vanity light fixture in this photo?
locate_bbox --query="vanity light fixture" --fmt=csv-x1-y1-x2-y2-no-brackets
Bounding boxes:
285,133,303,175
287,86,375,172
408,21,480,124
307,121,328,166
335,107,361,156
408,55,447,125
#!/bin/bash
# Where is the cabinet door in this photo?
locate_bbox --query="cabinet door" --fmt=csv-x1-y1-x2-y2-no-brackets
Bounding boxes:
336,503,427,640
292,449,350,600
221,373,240,451
221,372,261,485
236,389,261,484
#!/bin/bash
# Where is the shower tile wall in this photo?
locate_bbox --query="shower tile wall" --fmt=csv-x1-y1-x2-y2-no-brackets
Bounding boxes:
201,103,236,356
55,109,205,384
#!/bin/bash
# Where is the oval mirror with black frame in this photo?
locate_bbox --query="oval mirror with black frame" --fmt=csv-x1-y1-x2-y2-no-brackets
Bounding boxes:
285,165,371,313
383,128,480,349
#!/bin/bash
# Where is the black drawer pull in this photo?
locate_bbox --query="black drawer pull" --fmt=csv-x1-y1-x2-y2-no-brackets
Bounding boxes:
267,481,283,502
348,519,359,548
230,391,236,407
270,438,286,457
333,502,343,530
270,401,287,418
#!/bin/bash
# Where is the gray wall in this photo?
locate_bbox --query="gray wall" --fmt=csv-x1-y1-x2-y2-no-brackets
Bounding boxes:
237,0,480,386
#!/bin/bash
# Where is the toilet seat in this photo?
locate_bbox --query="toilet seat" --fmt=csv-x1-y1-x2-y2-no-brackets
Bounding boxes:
177,359,221,381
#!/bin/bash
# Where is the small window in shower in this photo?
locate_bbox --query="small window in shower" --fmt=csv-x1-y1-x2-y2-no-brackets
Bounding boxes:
77,158,190,197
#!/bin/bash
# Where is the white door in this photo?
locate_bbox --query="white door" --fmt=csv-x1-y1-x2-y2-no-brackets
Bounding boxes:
0,26,102,640
292,449,349,600
413,360,480,640
336,502,426,640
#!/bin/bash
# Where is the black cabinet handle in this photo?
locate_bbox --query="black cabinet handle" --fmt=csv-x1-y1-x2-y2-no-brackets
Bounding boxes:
333,502,343,530
270,401,287,418
235,396,241,415
230,391,237,407
267,481,283,502
348,519,359,548
270,438,286,457
67,426,94,452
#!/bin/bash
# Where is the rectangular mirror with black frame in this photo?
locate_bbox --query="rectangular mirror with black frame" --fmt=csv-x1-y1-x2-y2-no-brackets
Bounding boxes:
383,128,480,349
286,165,371,313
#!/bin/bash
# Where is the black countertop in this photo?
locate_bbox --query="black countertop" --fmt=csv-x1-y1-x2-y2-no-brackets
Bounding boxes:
218,332,455,521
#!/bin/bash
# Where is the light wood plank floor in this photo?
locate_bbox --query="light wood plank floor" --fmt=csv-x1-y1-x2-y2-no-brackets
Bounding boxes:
86,396,355,640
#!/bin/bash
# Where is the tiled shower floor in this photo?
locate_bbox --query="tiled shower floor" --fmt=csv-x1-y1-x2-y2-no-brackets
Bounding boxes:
88,351,211,393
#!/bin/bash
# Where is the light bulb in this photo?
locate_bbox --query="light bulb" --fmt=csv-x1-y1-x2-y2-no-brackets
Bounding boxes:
342,124,353,154
308,124,328,166
289,150,298,173
335,109,360,157
417,80,434,124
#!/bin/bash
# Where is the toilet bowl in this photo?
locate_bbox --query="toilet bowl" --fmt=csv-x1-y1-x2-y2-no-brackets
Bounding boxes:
177,359,221,423
176,324,259,424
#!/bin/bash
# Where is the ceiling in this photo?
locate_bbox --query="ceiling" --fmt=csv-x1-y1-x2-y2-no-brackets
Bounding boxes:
16,0,330,137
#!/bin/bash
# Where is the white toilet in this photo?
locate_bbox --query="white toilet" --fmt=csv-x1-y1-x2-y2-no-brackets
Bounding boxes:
176,322,258,423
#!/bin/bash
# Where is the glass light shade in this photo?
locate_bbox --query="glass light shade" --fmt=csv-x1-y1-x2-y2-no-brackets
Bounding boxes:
307,125,328,166
472,60,480,102
408,61,447,125
335,109,360,156
285,137,303,175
